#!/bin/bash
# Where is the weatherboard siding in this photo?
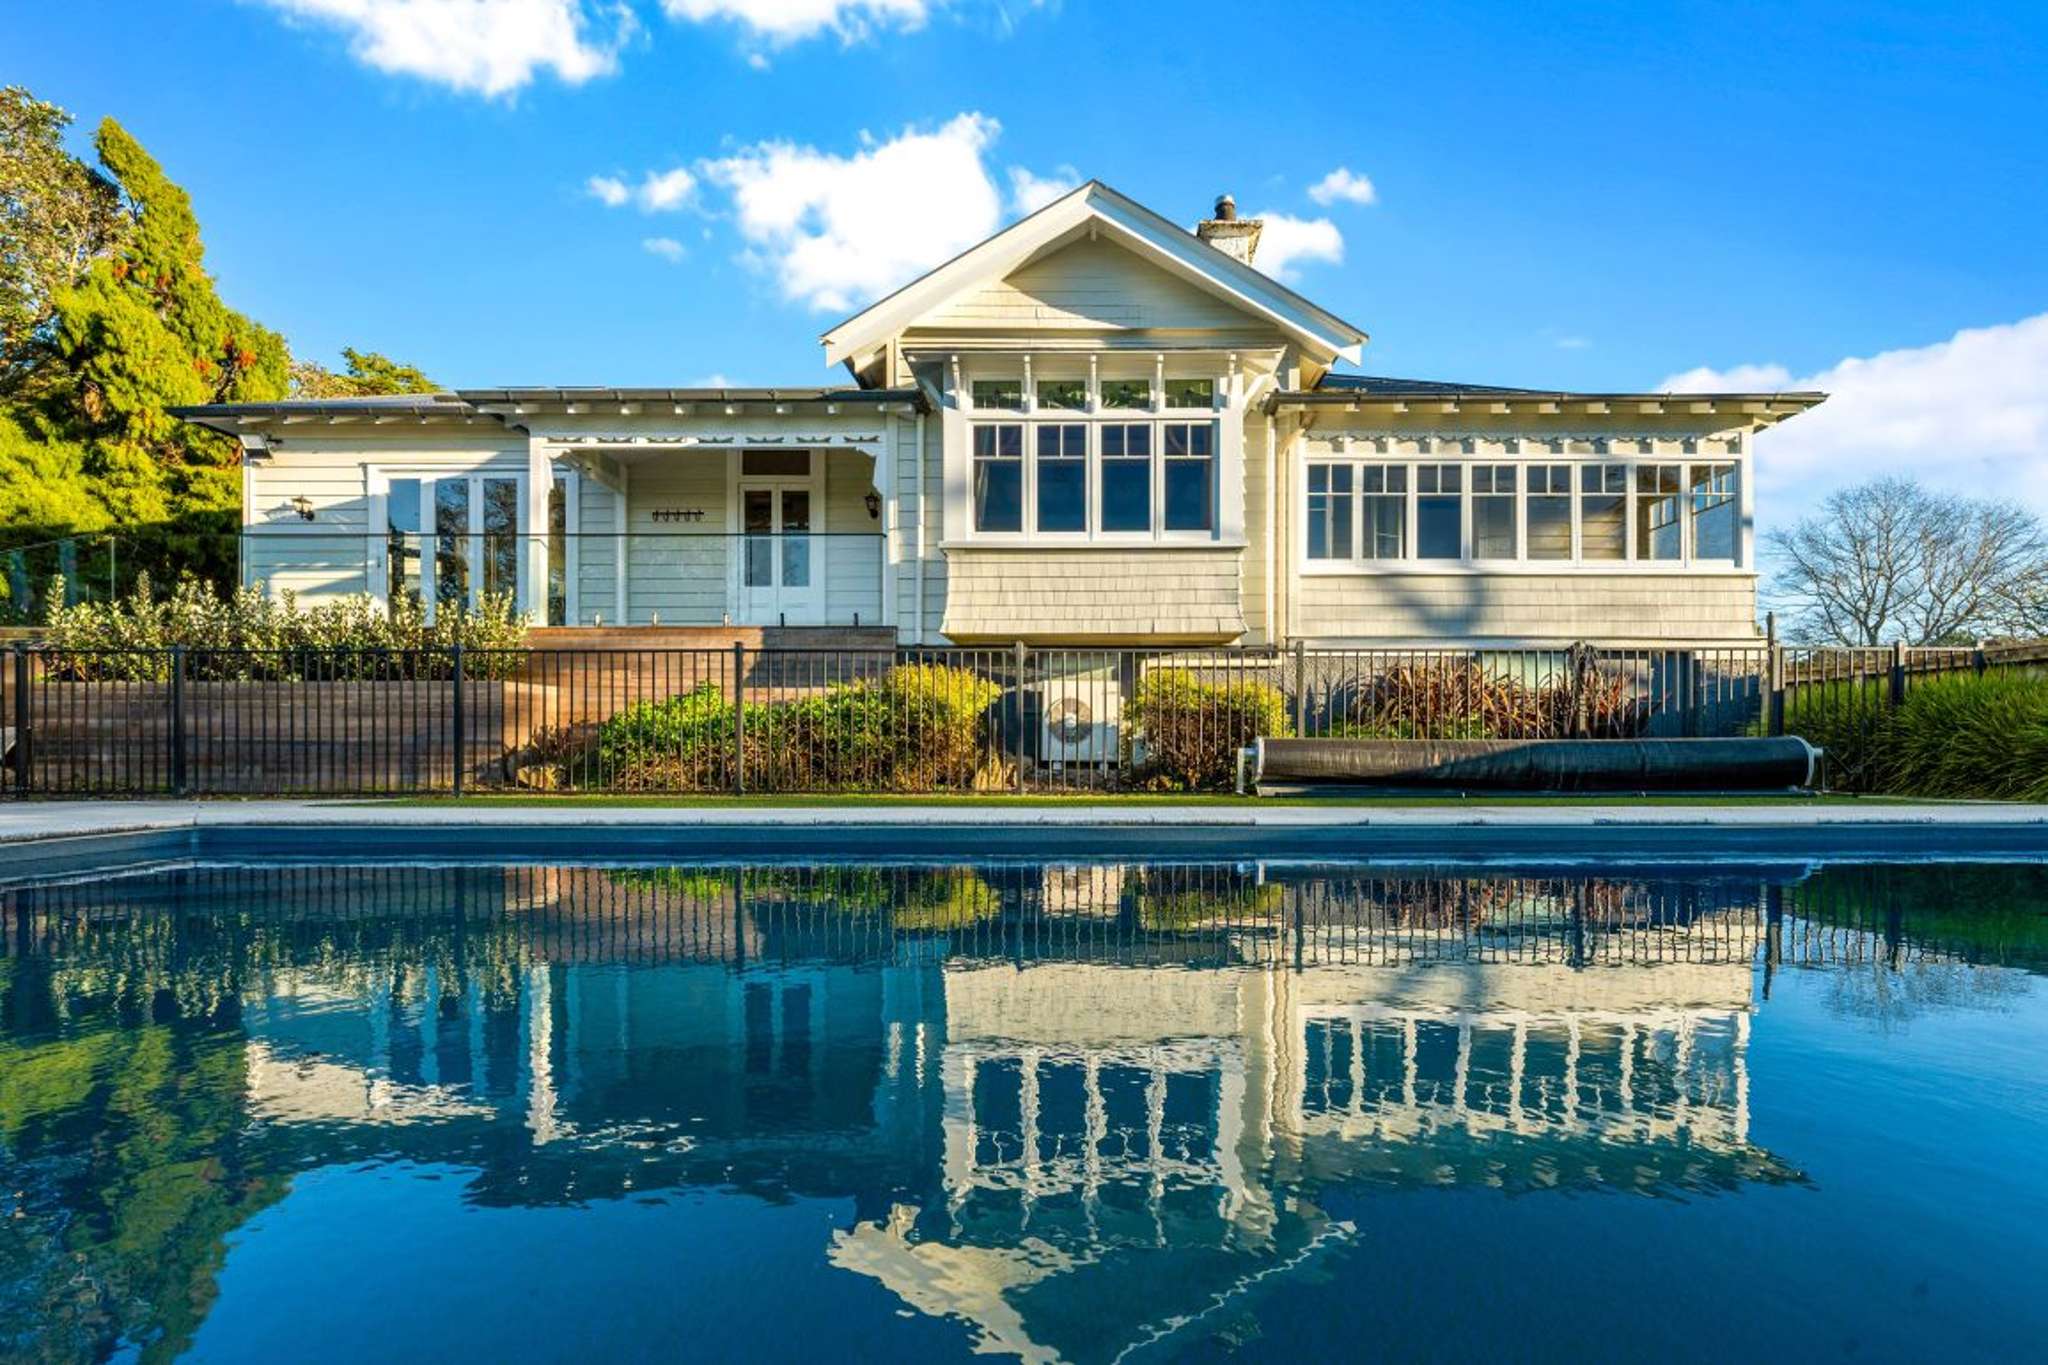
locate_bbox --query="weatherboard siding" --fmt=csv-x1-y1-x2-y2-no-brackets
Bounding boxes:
940,548,1246,642
1292,573,1758,643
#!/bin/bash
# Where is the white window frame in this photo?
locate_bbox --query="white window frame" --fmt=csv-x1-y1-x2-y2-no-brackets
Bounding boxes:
367,468,529,620
1296,453,1750,576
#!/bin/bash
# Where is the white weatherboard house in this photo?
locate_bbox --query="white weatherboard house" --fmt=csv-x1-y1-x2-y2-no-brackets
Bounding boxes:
177,182,1823,648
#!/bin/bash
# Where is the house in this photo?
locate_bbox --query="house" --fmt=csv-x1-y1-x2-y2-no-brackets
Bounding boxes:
174,181,1823,648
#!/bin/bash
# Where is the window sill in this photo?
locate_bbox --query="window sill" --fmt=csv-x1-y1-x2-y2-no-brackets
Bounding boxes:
943,538,1248,552
1297,561,1755,577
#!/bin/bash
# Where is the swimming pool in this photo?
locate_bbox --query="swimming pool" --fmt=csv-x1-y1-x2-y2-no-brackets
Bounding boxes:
3,857,2044,1362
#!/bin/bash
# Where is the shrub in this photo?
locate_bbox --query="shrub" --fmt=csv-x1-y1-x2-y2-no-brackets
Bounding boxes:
1775,679,1892,790
37,573,527,680
585,663,1000,792
1880,673,2048,801
1123,667,1289,791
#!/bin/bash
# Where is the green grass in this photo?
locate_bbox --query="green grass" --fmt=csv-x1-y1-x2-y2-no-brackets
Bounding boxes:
355,791,1924,809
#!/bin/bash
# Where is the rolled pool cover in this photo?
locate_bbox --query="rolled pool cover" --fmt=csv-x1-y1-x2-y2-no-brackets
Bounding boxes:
1249,736,1818,793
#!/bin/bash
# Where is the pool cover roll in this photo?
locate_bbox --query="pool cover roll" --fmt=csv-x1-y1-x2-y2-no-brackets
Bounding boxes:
1251,735,1819,793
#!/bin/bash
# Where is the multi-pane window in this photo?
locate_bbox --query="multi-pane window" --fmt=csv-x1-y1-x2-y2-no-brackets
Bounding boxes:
1636,464,1684,561
387,472,528,619
1527,465,1572,560
972,423,1024,532
1162,423,1214,531
434,478,469,608
1036,378,1087,411
971,378,1023,410
1164,378,1214,409
1689,464,1738,560
1580,465,1628,560
1307,464,1353,559
1100,423,1152,532
1361,466,1406,558
1036,424,1087,532
1472,465,1517,559
1416,464,1463,559
1100,378,1152,411
1304,458,1741,568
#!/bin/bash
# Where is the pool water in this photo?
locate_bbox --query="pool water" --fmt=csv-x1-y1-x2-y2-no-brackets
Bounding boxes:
3,859,2045,1363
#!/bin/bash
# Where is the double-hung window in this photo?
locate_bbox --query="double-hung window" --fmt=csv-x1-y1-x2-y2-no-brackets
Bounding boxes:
1636,464,1684,561
1307,464,1354,559
1099,423,1153,532
1361,465,1407,559
1036,424,1087,532
1472,465,1518,559
1580,465,1628,560
1416,464,1463,560
972,423,1025,532
1527,464,1572,561
1689,463,1738,560
1162,422,1215,532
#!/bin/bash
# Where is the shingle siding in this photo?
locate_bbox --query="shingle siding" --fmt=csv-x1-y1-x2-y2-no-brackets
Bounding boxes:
941,548,1247,642
1294,573,1757,644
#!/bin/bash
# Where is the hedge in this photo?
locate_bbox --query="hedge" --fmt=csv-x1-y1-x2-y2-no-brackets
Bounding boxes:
1123,668,1289,791
37,574,528,680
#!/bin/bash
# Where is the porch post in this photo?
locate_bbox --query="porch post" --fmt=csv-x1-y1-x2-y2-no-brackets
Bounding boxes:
878,422,898,631
525,436,552,624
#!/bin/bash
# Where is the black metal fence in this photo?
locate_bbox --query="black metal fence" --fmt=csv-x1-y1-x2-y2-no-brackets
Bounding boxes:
0,639,2032,797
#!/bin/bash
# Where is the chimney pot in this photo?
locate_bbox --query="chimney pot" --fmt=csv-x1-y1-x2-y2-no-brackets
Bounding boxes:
1214,193,1237,221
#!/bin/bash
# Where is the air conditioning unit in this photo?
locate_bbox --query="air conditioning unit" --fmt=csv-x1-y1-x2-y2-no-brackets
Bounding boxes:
1038,673,1122,766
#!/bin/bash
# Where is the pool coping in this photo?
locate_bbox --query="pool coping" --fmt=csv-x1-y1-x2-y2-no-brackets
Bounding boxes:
2,799,2046,877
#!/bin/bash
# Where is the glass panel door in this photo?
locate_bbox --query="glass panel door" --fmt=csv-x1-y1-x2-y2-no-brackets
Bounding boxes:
737,465,821,624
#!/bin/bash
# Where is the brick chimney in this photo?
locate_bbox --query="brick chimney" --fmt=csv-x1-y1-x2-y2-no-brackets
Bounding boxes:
1196,193,1262,265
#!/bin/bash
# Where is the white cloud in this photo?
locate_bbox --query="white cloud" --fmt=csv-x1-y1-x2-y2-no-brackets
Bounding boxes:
1249,211,1343,281
641,236,686,261
662,0,932,45
254,0,630,96
1007,166,1079,217
699,112,1004,312
637,166,697,211
1660,313,2048,525
692,372,736,387
1307,166,1377,207
585,174,630,207
587,166,698,212
1553,334,1591,351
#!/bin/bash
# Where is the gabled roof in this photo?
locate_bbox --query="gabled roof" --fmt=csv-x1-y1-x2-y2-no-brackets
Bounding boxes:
820,180,1368,371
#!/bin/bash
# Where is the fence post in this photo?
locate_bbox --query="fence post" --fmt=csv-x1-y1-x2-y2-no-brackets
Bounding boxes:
12,644,29,794
168,644,187,797
1765,613,1784,737
732,640,746,796
1292,638,1308,736
450,643,465,797
1973,641,1988,676
1889,639,1907,709
1014,640,1030,795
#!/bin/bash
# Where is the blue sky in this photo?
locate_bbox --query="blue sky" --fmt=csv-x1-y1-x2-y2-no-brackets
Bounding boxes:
14,0,2048,521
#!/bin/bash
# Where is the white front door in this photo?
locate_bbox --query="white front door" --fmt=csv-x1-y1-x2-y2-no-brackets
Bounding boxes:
738,477,822,624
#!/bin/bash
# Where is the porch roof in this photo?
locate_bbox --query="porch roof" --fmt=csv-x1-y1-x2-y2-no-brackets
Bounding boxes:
171,385,927,436
1270,374,1827,428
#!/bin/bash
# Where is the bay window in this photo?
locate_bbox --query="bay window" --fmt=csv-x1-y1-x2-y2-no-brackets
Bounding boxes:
1304,456,1742,569
1100,423,1152,531
1416,464,1462,560
972,423,1024,532
1036,424,1087,532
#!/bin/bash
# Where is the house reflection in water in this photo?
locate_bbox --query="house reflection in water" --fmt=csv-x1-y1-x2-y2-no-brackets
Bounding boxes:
7,861,2005,1361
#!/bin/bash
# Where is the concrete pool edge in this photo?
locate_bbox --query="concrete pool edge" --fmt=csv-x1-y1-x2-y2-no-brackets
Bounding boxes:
2,799,2047,874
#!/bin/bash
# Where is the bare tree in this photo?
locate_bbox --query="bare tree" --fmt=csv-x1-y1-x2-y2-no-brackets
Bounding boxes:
1766,477,2048,645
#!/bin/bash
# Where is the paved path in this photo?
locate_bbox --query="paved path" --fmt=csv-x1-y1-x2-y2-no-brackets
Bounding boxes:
3,798,2046,844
